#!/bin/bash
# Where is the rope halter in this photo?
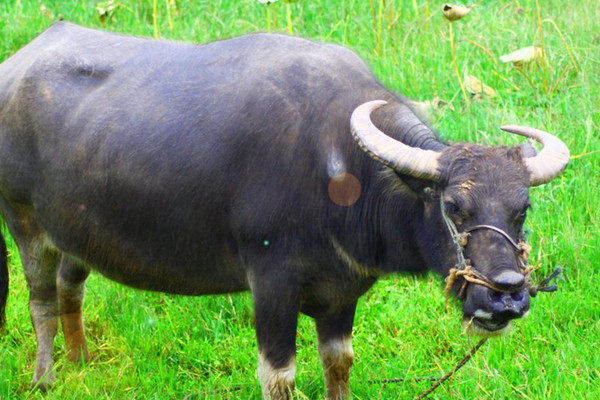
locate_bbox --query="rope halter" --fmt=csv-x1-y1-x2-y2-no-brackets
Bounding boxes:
439,192,562,306
439,194,535,305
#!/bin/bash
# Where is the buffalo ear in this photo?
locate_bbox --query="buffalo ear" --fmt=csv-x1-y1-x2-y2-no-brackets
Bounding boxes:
520,140,538,158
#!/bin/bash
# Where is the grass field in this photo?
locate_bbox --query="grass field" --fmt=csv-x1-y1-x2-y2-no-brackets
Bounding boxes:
0,0,599,399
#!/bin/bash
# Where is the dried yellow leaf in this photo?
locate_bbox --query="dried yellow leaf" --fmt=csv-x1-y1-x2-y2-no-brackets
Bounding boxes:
500,46,543,65
40,4,54,19
464,74,496,99
443,4,476,21
96,1,116,16
412,96,455,116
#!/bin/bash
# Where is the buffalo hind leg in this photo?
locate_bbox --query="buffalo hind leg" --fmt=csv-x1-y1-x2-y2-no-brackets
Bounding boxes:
316,302,357,400
57,256,91,363
250,266,300,400
20,239,60,391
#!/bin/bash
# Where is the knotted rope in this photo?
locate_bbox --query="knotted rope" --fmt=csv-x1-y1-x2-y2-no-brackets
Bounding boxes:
439,194,561,305
444,240,533,307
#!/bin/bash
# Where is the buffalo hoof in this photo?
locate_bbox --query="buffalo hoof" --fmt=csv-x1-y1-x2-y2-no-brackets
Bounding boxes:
31,370,55,392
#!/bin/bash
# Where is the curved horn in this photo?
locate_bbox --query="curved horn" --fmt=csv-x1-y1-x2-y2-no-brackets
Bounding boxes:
350,100,442,181
500,125,570,186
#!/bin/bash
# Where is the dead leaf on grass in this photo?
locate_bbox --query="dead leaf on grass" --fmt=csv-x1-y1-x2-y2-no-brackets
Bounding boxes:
500,46,543,66
443,4,476,21
40,3,54,19
96,1,118,24
464,74,496,99
412,96,455,116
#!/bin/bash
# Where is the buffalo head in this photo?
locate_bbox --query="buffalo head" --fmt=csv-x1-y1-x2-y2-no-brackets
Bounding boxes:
351,100,569,336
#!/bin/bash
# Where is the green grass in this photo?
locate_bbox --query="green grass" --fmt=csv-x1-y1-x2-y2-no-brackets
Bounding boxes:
1,0,599,399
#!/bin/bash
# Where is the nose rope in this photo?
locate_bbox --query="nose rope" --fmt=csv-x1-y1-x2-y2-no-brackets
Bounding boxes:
465,224,522,251
439,194,533,306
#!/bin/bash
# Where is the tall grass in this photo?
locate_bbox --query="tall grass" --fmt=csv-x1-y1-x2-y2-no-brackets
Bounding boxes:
1,0,599,399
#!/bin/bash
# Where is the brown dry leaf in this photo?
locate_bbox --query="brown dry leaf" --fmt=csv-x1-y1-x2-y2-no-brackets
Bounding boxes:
464,74,496,99
443,4,476,21
96,1,117,24
412,96,455,116
500,46,543,66
40,4,54,20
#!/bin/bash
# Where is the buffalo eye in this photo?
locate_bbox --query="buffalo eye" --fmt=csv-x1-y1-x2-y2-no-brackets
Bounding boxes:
444,200,467,224
515,204,531,223
445,201,460,216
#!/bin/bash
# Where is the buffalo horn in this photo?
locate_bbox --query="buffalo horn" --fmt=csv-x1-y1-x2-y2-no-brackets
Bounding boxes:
350,100,442,181
500,125,570,186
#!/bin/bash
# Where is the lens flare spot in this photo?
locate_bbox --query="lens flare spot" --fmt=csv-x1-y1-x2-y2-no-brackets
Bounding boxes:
328,173,361,207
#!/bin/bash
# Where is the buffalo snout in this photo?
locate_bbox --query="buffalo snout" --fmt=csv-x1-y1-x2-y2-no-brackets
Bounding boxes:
462,282,530,336
486,287,530,321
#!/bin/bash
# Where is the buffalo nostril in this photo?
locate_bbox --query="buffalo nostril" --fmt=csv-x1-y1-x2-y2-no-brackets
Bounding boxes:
489,290,504,303
511,291,524,302
489,291,514,308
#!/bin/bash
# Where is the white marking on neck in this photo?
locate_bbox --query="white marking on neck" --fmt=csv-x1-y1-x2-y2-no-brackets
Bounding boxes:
328,234,381,278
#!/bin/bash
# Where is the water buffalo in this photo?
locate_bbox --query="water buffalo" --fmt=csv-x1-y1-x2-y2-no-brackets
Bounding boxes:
0,22,568,399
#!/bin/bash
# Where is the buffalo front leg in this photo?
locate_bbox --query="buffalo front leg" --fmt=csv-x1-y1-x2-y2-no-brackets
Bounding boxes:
250,267,300,400
57,256,91,363
316,302,357,400
20,242,60,391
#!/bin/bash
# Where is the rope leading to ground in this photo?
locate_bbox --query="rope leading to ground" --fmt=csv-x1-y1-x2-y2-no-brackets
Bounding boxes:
370,194,563,398
413,338,487,400
368,337,488,398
